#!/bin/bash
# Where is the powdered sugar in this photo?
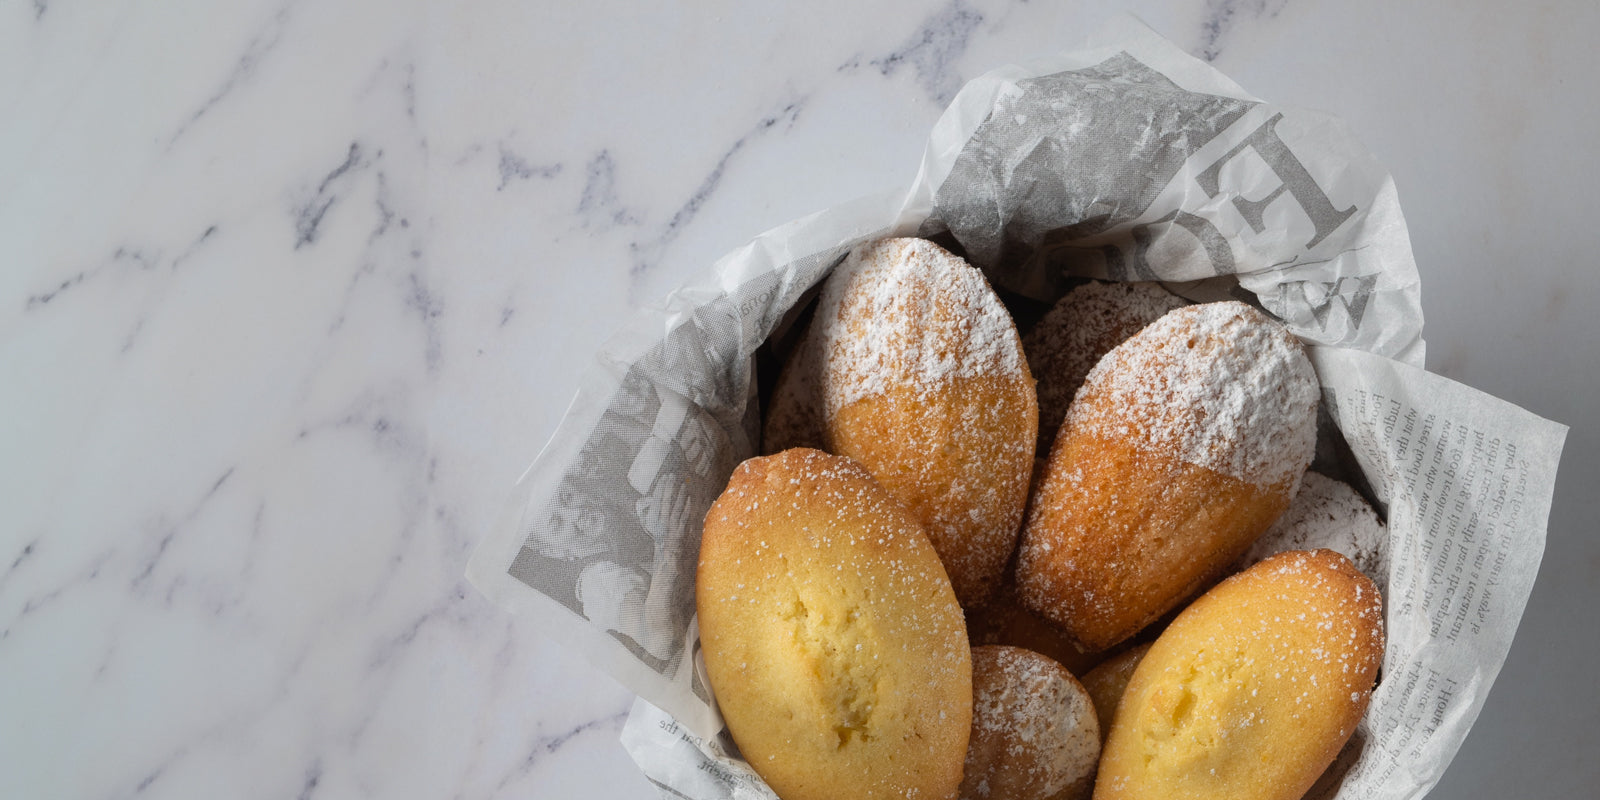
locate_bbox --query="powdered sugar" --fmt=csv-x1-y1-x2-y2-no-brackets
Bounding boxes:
697,449,973,798
1024,281,1187,453
1068,301,1319,488
1238,472,1389,595
963,646,1099,800
816,238,1025,415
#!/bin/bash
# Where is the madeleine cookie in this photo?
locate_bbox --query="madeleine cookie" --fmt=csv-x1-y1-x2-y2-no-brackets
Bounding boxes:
1094,550,1384,800
1016,301,1319,651
697,448,972,800
962,646,1100,800
1236,471,1388,596
816,238,1037,607
1023,281,1186,455
965,579,1103,678
1079,642,1153,745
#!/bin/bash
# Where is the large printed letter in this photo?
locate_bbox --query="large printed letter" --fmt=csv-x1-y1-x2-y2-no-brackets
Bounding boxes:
1197,113,1356,249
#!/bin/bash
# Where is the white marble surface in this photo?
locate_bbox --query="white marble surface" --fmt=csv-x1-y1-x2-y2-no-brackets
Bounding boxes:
2,1,1594,798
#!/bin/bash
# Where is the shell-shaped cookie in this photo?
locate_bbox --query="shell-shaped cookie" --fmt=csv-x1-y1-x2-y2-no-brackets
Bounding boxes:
961,645,1100,800
816,238,1037,607
1023,281,1187,455
1080,642,1154,746
1017,301,1319,651
1094,549,1384,800
697,448,972,800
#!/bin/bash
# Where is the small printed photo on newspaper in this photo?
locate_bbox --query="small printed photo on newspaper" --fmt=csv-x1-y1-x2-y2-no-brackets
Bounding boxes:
466,16,1567,800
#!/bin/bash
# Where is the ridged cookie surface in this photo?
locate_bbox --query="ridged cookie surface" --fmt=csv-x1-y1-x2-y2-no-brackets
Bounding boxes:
817,238,1037,607
1094,549,1384,800
1017,301,1318,651
697,448,972,800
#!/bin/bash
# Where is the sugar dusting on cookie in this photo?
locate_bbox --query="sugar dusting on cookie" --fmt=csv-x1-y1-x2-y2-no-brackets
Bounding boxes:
1069,301,1319,488
809,238,1036,606
1238,472,1389,594
697,448,974,800
963,646,1099,800
1024,281,1188,451
816,238,1025,415
1093,549,1384,800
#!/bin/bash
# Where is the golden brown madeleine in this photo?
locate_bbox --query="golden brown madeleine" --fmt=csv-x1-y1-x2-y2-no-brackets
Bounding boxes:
1023,281,1186,455
817,238,1037,607
1016,301,1318,651
1094,550,1384,800
962,646,1100,800
1079,642,1153,745
696,448,972,800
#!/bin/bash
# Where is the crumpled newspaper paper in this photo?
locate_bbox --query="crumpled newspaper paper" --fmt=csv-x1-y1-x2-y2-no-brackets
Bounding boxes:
467,17,1566,800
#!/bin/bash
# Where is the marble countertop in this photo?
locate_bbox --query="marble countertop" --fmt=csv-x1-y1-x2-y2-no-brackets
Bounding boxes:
4,1,1594,798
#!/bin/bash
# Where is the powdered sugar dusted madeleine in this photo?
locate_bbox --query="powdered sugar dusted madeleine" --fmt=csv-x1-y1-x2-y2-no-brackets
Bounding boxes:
697,448,972,800
1023,281,1187,456
1236,471,1389,596
1017,301,1318,651
1094,550,1384,800
962,646,1100,800
817,238,1037,607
